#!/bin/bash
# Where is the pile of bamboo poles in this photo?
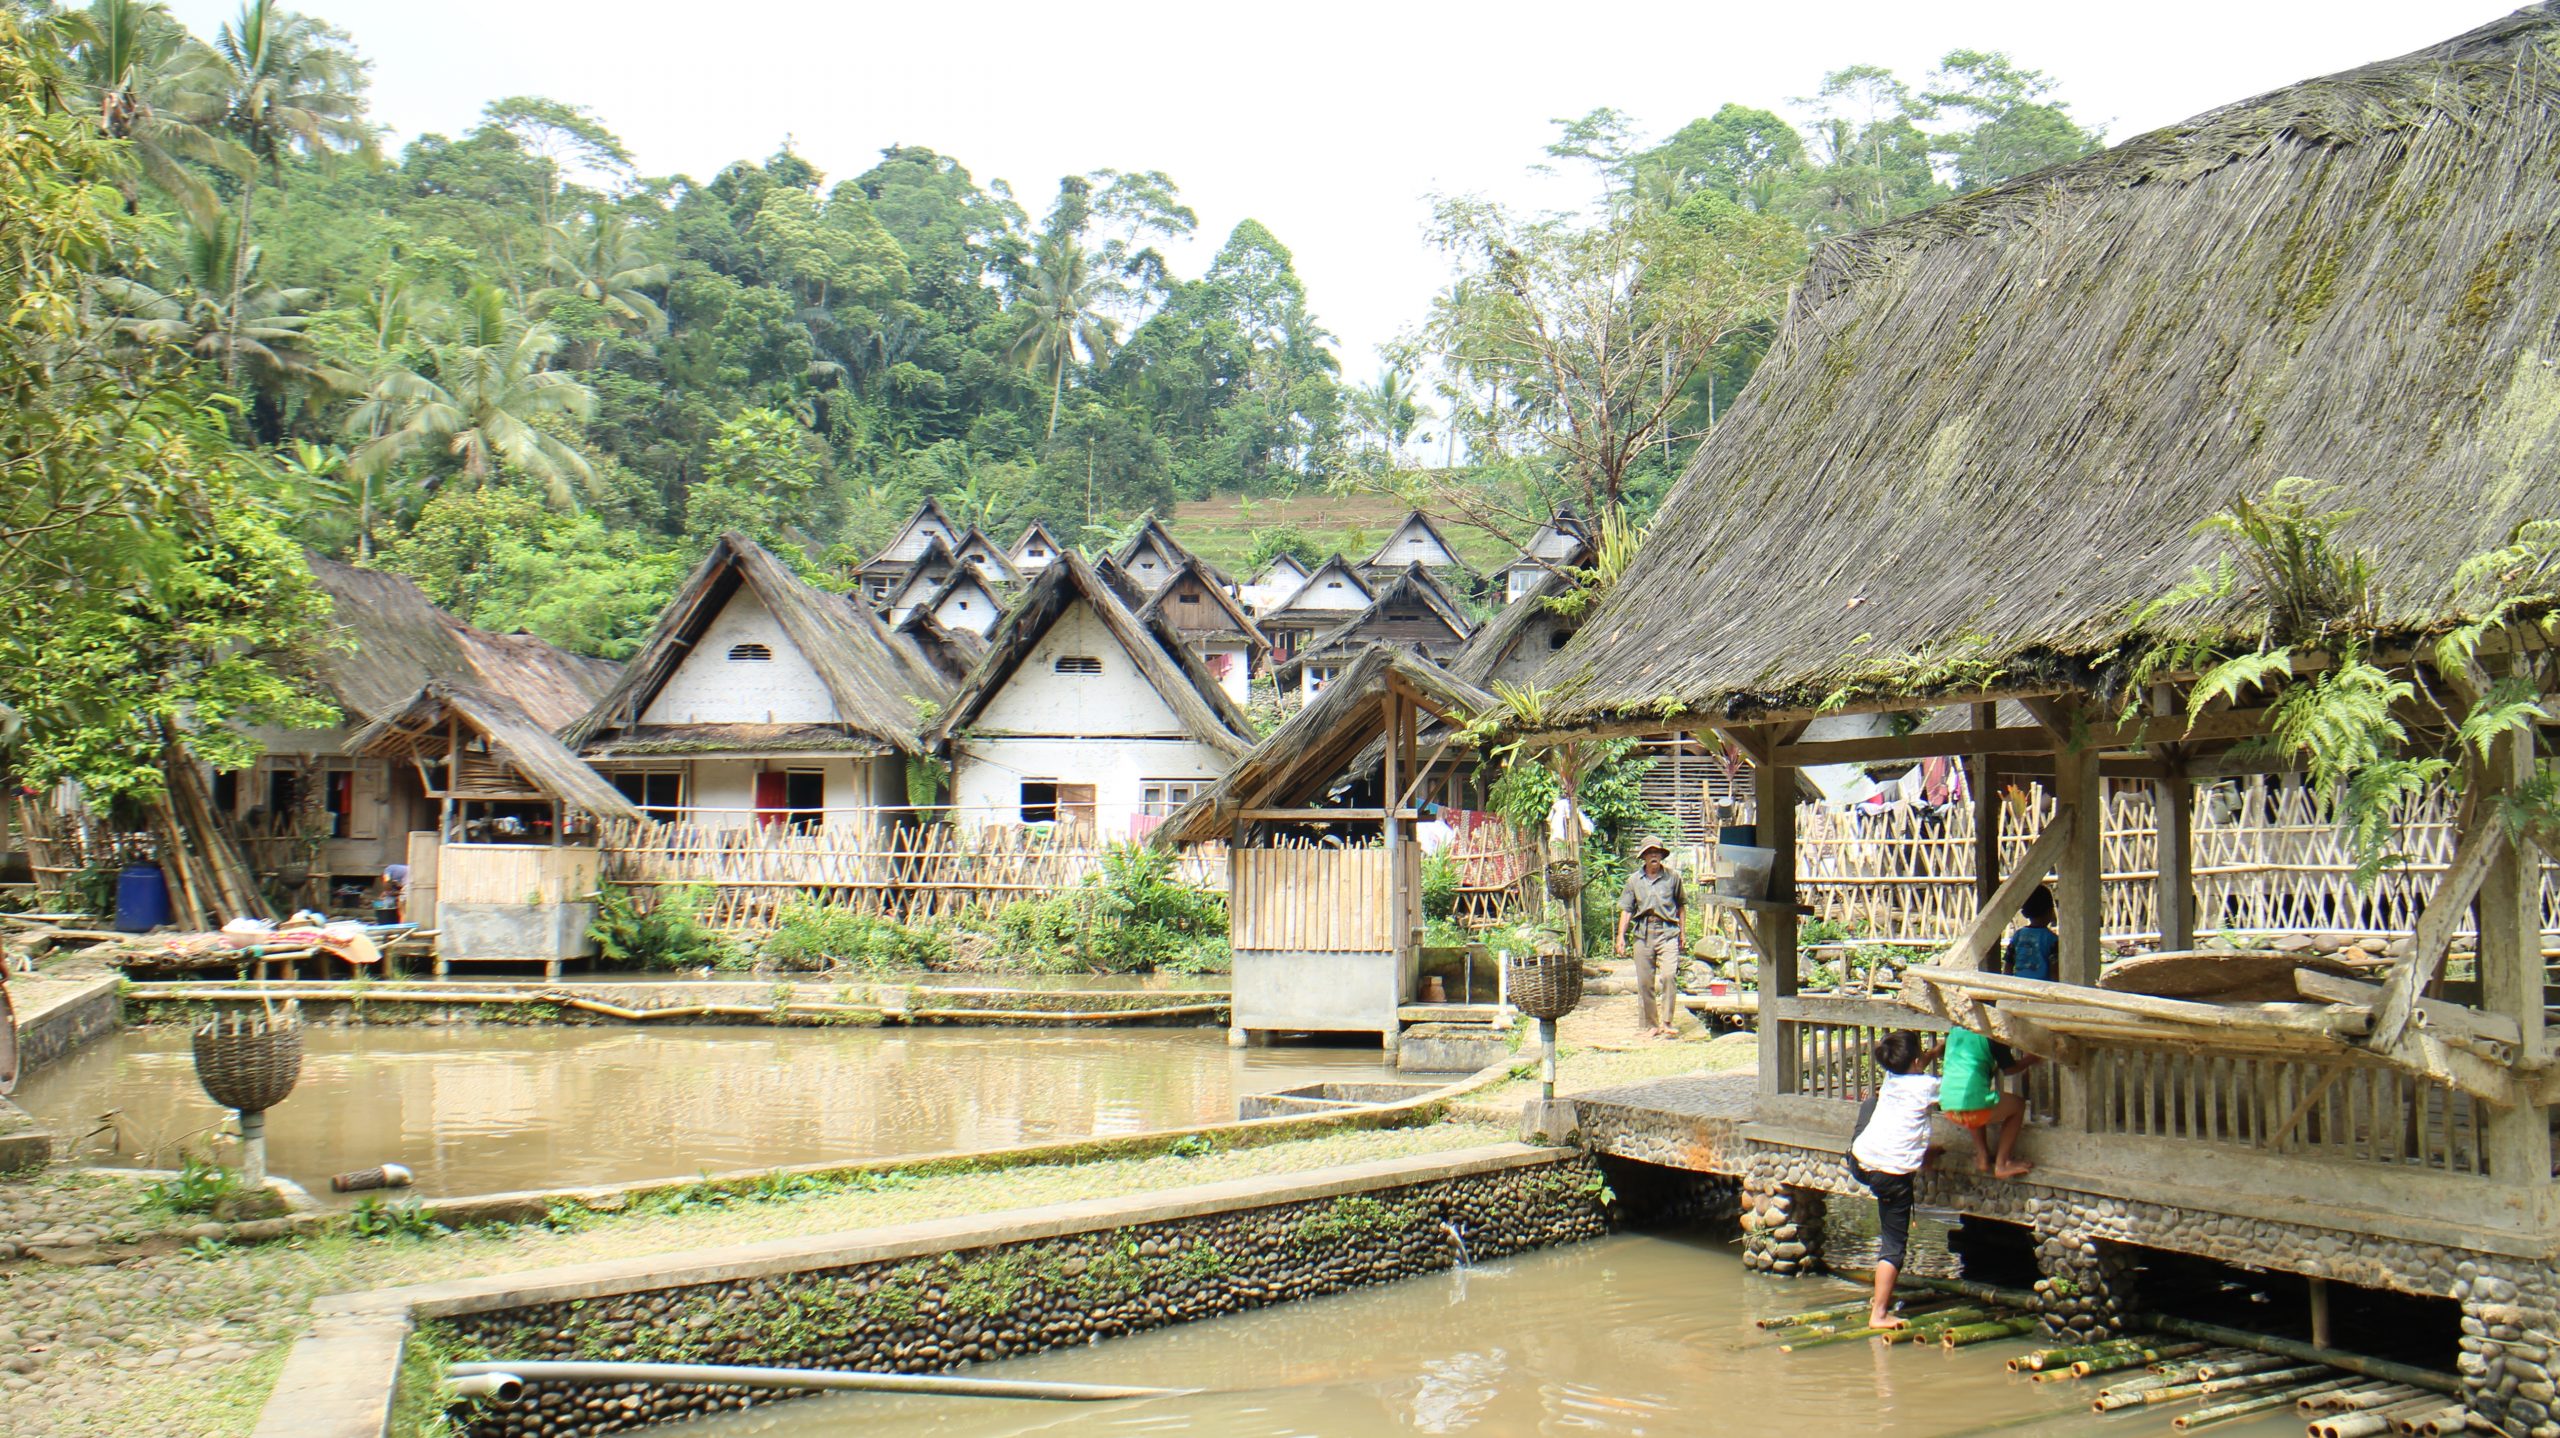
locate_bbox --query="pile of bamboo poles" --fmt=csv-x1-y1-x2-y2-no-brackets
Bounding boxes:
1759,1278,2467,1436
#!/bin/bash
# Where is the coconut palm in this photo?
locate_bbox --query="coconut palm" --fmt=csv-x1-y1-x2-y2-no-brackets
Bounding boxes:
52,0,248,230
346,286,599,508
211,0,367,381
1007,234,1122,440
89,218,334,393
534,211,671,364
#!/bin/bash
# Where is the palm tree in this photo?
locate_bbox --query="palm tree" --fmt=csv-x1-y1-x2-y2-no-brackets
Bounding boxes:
534,211,670,366
346,286,599,508
52,0,248,230
212,0,366,382
1007,235,1122,441
90,218,335,394
1355,369,1420,460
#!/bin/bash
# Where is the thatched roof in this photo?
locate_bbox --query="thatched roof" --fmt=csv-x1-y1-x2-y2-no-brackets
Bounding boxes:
892,606,990,685
1009,519,1066,567
347,680,641,820
951,528,1021,586
1261,554,1376,627
1152,645,1498,846
302,554,618,729
1547,6,2560,728
1451,568,1575,686
862,497,961,572
929,552,1256,758
1363,510,1474,575
1274,564,1477,684
563,533,949,757
1135,557,1271,651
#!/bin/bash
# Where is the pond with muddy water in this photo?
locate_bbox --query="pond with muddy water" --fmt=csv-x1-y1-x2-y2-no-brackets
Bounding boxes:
14,1026,1433,1203
649,1229,2302,1438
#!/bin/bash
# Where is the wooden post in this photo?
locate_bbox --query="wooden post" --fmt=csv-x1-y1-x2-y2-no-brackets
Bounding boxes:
1381,692,1407,1052
1755,739,1800,1099
2052,737,2104,987
2476,727,2547,1184
2156,770,2196,952
1971,703,2001,905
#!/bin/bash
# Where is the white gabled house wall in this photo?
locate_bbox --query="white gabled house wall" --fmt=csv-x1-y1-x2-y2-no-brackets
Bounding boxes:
642,588,836,726
947,599,1234,837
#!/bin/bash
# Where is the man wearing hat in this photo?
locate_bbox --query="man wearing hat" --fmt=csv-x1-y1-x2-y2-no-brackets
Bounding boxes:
1614,838,1687,1039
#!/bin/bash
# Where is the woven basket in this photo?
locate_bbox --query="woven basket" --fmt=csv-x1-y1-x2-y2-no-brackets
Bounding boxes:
192,1016,303,1114
1506,952,1585,1021
1544,859,1586,902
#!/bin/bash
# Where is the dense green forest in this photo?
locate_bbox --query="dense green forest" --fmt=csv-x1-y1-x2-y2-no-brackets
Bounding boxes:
0,0,2103,800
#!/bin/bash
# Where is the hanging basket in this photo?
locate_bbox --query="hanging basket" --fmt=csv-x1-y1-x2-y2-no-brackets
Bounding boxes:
1506,952,1585,1021
192,1014,303,1115
1545,858,1586,902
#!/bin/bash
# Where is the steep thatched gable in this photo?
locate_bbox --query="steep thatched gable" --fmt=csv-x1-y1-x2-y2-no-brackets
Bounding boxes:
564,533,949,756
1364,510,1471,575
1547,6,2560,727
930,553,1255,757
1264,554,1375,623
951,528,1021,586
348,681,641,822
1136,557,1270,651
1153,645,1497,846
1453,567,1577,687
302,554,618,729
864,498,961,570
1008,519,1066,571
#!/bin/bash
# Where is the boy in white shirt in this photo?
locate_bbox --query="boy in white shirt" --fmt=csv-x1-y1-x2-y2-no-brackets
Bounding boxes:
1847,1029,1942,1328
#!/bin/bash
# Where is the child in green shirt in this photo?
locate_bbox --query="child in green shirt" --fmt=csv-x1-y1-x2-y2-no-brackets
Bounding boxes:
1939,1026,2033,1179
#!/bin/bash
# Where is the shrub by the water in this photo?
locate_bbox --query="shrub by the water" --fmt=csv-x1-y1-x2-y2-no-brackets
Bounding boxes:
995,841,1228,974
591,883,741,971
758,901,950,973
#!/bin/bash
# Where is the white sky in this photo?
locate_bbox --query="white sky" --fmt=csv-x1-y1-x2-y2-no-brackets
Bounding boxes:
168,0,2518,386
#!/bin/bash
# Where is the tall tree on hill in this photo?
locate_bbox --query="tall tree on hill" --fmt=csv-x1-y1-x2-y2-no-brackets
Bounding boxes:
1009,229,1121,441
536,210,671,365
1923,49,2103,190
51,0,247,230
346,284,598,507
210,0,367,383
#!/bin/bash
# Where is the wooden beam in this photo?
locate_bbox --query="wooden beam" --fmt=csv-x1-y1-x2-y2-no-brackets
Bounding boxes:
2368,800,2510,1049
1768,707,2275,768
1933,809,2075,975
2156,766,2196,953
1235,807,1414,822
2474,701,2547,1178
2296,970,2522,1051
1906,968,2367,1039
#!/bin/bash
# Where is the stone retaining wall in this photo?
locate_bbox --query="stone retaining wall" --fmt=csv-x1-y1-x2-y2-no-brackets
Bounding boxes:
11,977,119,1079
426,1153,1609,1437
121,979,1224,1031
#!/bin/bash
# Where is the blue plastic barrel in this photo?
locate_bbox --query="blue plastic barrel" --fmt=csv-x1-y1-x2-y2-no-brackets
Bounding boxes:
113,863,171,933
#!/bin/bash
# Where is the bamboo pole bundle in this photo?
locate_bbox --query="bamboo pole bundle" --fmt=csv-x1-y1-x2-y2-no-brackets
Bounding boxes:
2173,1374,2360,1429
2301,1383,2424,1413
2095,1362,2329,1411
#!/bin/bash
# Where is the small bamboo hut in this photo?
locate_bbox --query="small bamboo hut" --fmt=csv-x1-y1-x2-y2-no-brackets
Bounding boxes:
1155,646,1498,1046
349,681,640,975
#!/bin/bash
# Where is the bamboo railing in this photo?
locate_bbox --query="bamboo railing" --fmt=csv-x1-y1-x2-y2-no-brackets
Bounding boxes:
1781,782,2559,946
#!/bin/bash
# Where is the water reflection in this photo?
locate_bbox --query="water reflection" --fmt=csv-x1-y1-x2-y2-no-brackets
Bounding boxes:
656,1232,2301,1438
15,1026,1420,1203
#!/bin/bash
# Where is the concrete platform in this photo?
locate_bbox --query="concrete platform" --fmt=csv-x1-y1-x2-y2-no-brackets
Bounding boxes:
1571,1072,1758,1175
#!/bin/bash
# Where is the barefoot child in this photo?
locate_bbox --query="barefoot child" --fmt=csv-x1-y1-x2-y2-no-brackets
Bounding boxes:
1941,1023,2034,1180
1847,1030,1939,1328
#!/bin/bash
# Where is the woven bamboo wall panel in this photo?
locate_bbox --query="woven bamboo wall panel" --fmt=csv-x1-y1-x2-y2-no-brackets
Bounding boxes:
1231,846,1393,952
1781,781,2558,945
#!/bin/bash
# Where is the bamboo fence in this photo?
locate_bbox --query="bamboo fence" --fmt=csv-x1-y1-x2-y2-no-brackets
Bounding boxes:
1779,780,2559,947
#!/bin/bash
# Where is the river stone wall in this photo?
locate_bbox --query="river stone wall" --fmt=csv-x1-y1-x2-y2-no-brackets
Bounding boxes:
2458,1261,2560,1438
428,1157,1612,1438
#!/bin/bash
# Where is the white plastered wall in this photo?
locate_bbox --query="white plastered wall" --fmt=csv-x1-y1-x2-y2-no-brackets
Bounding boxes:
642,588,839,726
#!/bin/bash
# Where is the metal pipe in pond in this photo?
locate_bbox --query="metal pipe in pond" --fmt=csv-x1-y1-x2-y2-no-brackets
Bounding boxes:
446,1360,1196,1402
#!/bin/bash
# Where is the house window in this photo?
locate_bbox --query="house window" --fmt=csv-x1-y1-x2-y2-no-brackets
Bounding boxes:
728,643,773,662
756,769,827,830
1326,580,1343,589
1021,780,1057,824
323,768,356,839
955,600,970,612
1054,655,1103,675
1028,545,1046,558
613,771,684,822
1178,591,1200,604
1142,781,1199,816
1304,664,1339,696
